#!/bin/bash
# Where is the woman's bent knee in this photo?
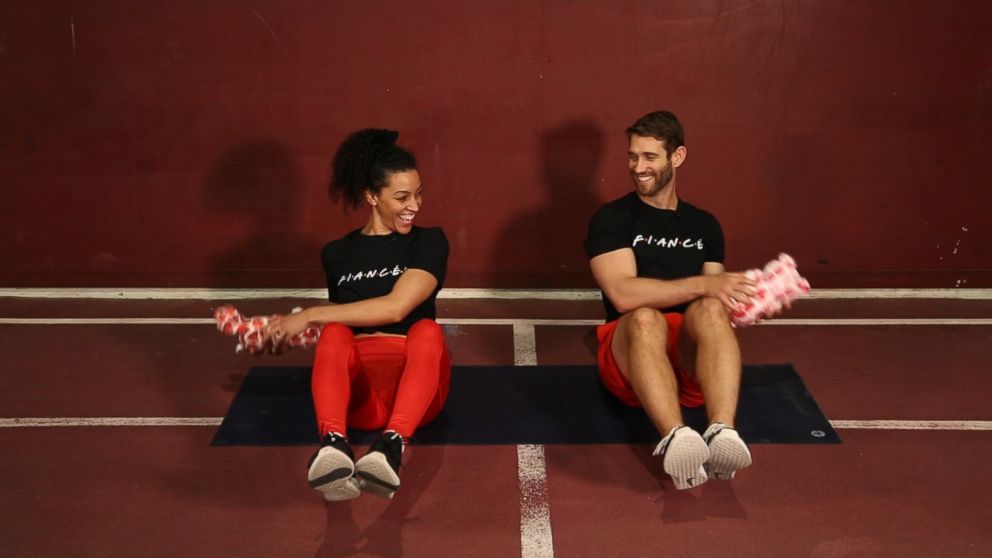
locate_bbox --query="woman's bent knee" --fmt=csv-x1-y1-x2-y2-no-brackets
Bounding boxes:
407,319,443,341
316,323,353,356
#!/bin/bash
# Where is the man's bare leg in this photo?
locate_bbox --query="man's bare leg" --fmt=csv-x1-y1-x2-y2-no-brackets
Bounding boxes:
611,307,709,489
678,297,751,479
611,307,683,434
679,297,742,426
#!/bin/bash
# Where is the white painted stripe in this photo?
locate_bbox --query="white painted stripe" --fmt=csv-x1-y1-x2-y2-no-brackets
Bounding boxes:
1,288,990,300
0,288,329,300
442,319,603,326
1,417,989,432
1,317,989,327
517,444,554,558
0,288,593,301
761,319,992,326
513,323,538,366
444,289,595,300
0,318,218,325
830,420,992,431
807,289,992,300
0,417,222,427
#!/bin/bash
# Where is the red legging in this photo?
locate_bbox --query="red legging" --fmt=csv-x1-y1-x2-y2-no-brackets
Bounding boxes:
311,319,451,439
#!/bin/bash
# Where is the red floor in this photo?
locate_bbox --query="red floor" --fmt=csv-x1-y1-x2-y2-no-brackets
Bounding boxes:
1,296,990,557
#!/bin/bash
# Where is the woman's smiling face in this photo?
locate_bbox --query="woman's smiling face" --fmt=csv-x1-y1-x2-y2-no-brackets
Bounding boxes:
367,169,423,235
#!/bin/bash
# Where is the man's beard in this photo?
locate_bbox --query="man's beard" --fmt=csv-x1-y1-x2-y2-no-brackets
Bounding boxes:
635,161,674,197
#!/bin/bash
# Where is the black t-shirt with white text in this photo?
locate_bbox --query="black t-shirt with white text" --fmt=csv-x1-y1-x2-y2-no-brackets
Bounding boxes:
584,193,724,319
322,226,448,335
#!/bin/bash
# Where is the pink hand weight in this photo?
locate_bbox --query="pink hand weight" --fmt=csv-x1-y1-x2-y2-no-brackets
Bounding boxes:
730,253,811,327
213,305,321,353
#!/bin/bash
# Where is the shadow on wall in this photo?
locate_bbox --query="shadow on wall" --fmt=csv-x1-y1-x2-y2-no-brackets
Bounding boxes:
489,120,605,288
203,140,324,288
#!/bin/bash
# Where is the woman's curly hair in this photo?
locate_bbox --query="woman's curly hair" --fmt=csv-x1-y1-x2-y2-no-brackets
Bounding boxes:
329,129,417,210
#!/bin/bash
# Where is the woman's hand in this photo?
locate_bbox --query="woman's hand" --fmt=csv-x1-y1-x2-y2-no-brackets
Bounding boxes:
262,309,313,354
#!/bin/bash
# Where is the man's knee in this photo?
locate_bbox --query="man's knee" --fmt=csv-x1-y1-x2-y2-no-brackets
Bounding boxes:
686,297,728,324
625,307,669,342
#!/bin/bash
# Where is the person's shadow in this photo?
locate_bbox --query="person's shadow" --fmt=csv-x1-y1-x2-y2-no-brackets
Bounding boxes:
204,140,324,288
137,140,328,509
489,120,605,288
313,445,446,557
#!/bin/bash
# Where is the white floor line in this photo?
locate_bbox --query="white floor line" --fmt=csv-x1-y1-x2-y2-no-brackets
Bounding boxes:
517,444,555,558
765,319,992,326
1,288,991,300
1,317,990,326
2,418,989,431
513,323,538,366
0,288,596,301
0,417,223,427
830,420,992,430
0,318,218,325
441,318,602,326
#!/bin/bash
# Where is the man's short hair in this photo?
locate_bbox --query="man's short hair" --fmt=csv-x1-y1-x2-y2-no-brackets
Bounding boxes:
625,111,684,157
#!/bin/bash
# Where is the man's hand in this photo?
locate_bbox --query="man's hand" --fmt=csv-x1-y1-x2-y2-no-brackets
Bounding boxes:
729,253,811,327
702,272,756,312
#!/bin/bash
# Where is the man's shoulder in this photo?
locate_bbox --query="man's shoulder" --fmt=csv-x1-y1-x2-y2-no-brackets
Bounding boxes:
592,192,638,219
677,199,720,224
604,191,638,209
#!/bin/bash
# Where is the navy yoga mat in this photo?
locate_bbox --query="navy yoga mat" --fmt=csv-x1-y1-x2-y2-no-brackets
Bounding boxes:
213,364,840,446
211,364,840,446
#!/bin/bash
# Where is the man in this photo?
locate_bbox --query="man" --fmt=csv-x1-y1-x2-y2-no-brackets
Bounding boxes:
584,110,755,489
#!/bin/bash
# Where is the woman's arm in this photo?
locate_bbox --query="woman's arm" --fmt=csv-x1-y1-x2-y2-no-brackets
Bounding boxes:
263,268,438,347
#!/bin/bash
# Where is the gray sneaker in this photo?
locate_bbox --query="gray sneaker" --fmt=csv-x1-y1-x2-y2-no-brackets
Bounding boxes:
703,422,752,480
653,425,710,490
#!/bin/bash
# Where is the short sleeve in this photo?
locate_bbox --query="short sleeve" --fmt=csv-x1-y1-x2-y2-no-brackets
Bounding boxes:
409,227,449,285
320,240,338,301
584,203,631,259
706,215,726,264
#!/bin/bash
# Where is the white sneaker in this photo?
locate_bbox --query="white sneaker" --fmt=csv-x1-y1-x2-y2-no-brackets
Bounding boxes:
703,423,752,480
653,425,710,490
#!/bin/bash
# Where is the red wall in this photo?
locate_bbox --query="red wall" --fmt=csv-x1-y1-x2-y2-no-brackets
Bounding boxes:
2,1,990,288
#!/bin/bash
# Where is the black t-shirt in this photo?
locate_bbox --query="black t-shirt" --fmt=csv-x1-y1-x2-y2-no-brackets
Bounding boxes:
321,226,448,335
584,192,725,319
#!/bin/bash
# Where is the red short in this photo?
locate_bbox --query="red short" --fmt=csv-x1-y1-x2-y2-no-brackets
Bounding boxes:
595,312,705,408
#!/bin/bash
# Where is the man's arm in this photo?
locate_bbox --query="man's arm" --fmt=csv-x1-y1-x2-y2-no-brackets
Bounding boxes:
590,249,754,313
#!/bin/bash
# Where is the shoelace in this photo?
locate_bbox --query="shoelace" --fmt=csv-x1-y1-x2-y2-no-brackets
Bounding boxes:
703,424,727,445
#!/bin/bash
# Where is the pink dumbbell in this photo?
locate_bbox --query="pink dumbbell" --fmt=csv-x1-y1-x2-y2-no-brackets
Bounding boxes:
214,305,321,353
730,254,811,327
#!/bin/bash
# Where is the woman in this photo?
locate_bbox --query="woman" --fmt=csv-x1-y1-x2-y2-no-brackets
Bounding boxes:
263,129,450,502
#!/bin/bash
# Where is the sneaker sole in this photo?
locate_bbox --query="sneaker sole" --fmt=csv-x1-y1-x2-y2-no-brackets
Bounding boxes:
708,435,752,480
355,452,400,499
663,433,710,490
307,447,360,501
